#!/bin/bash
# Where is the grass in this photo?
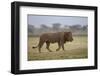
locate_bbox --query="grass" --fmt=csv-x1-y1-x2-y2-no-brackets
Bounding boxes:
28,36,88,61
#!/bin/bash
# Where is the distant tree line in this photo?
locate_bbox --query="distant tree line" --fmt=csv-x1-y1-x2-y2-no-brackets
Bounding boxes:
28,23,87,37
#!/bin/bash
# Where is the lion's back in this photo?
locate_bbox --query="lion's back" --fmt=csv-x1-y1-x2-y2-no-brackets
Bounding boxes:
40,32,61,43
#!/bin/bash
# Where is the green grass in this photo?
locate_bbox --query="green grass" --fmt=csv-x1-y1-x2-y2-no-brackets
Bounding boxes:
28,36,88,61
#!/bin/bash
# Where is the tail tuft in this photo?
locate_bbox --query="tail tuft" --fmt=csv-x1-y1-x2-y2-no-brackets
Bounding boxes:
32,46,37,48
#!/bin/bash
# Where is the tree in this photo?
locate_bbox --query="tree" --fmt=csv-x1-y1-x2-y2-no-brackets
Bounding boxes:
52,23,61,31
64,25,70,29
40,24,49,29
82,25,88,31
28,24,35,36
70,24,82,30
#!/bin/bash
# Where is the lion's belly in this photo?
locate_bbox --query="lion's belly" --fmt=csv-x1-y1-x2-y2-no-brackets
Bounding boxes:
49,40,57,43
46,37,59,43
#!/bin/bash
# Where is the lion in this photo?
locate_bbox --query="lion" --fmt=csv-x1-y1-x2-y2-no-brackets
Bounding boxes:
32,32,73,53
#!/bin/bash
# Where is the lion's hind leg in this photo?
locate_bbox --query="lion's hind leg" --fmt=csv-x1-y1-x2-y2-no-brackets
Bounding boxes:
46,42,52,52
56,42,61,51
38,41,44,53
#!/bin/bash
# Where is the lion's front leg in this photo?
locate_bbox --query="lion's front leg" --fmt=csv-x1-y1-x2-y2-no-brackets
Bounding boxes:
60,41,65,51
46,42,52,52
62,43,65,51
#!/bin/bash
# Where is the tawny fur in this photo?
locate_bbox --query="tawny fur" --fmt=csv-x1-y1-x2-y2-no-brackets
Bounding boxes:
32,32,73,53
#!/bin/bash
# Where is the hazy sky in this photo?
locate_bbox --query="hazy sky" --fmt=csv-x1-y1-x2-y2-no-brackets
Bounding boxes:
28,15,88,28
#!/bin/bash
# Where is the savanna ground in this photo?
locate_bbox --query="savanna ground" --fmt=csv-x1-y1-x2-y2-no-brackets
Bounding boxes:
28,36,88,61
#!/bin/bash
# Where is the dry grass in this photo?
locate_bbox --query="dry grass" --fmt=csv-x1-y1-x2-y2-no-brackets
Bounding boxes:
28,36,88,61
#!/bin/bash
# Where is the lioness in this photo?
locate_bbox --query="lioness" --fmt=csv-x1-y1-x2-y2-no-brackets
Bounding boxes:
32,32,73,53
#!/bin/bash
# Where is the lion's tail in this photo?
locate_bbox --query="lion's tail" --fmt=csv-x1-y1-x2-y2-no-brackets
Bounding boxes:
32,38,41,49
32,45,38,48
